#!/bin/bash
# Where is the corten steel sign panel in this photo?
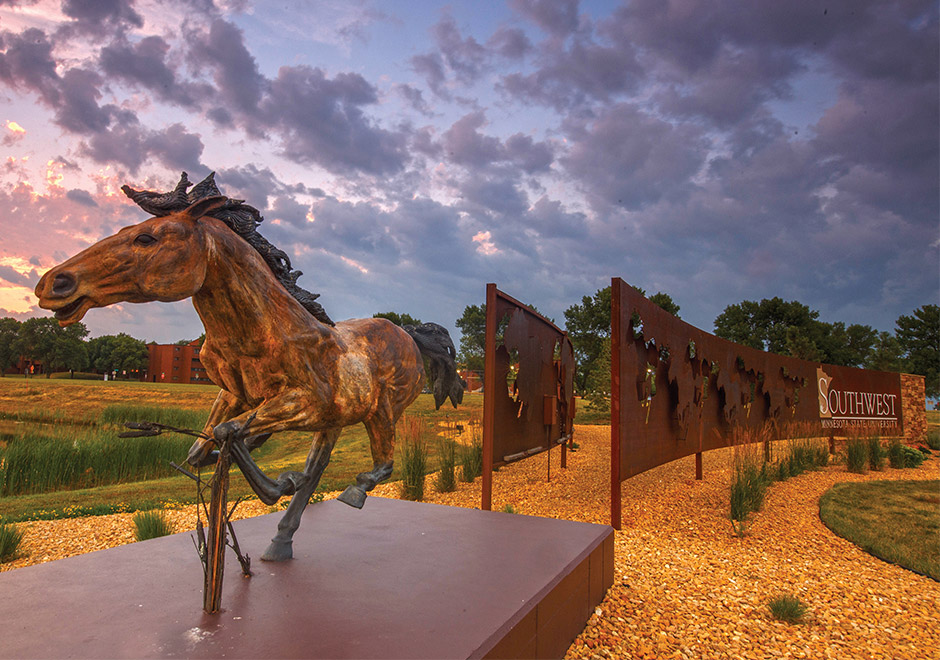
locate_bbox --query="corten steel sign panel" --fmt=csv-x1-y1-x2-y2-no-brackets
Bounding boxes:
610,278,902,527
482,284,576,510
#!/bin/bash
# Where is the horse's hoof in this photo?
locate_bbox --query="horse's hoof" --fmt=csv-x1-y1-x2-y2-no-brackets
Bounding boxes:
260,540,293,562
337,485,367,509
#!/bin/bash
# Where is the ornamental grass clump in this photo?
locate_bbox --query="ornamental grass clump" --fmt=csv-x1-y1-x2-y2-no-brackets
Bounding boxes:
926,429,940,451
434,438,457,493
132,510,173,542
845,436,869,474
867,436,886,471
767,594,808,624
398,416,428,501
460,428,483,483
0,521,24,563
730,439,770,536
887,438,925,469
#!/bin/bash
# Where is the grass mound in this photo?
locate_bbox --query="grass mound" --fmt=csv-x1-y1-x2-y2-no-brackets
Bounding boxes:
132,510,173,541
767,594,808,624
0,521,24,562
819,480,939,581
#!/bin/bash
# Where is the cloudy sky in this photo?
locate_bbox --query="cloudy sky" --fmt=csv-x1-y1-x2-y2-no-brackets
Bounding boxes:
0,0,937,345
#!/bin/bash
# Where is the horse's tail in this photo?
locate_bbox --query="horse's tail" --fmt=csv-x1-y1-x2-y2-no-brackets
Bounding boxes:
403,323,466,410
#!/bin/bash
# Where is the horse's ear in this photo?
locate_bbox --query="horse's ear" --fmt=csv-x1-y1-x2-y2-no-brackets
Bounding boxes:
184,195,228,221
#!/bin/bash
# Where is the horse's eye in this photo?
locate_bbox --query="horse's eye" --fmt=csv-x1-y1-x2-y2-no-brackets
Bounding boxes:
134,233,157,246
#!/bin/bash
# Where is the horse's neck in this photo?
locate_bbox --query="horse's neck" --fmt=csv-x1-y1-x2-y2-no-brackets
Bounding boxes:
192,221,332,355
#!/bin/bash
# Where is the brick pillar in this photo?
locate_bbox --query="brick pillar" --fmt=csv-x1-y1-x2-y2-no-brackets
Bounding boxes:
900,373,927,445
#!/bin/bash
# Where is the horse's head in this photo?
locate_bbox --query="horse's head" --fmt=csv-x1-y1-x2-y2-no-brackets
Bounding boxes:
35,197,228,326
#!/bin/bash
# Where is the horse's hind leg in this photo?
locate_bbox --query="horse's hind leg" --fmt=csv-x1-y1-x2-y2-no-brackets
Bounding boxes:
262,428,340,562
337,402,395,509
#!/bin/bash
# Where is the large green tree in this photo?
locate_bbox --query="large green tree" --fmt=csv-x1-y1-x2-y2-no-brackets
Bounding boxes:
864,331,907,373
455,304,486,372
564,285,680,393
13,317,90,376
714,297,879,367
0,317,21,376
896,304,939,397
47,322,89,375
88,333,149,375
373,311,422,327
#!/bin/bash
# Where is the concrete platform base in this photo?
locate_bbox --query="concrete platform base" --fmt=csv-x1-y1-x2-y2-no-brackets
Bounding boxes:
1,497,613,659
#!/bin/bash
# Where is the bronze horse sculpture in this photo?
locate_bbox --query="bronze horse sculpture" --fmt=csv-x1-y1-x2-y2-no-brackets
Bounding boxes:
35,174,463,562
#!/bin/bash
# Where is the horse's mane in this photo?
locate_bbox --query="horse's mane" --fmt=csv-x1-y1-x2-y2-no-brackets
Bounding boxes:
122,172,334,326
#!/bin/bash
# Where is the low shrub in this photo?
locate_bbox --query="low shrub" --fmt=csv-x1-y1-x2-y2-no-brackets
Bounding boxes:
767,594,808,624
501,504,518,514
926,428,940,451
434,438,457,493
0,521,24,563
868,437,886,471
888,439,925,469
132,510,173,541
846,437,869,474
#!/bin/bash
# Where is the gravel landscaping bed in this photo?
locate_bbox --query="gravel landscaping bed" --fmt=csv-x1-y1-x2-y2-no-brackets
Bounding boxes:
3,425,938,659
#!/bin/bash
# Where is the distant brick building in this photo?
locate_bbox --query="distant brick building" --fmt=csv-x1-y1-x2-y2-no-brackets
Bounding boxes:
147,340,213,384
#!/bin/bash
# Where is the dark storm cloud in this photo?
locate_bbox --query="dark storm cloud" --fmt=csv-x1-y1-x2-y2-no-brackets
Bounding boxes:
81,121,205,174
187,18,265,118
0,264,32,287
562,103,707,211
440,111,553,173
498,35,641,110
66,188,98,207
0,28,61,105
100,36,210,108
395,83,434,117
486,26,531,59
56,68,115,133
510,0,580,38
144,124,205,173
441,111,503,167
58,0,143,37
263,65,408,175
504,133,552,173
459,174,528,217
432,15,487,85
409,52,448,100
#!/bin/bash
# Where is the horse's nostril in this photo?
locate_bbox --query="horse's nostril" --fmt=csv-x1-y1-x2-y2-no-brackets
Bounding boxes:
52,273,77,296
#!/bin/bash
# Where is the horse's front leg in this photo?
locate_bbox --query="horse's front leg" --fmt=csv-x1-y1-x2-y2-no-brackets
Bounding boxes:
211,394,317,505
262,428,340,562
187,390,247,467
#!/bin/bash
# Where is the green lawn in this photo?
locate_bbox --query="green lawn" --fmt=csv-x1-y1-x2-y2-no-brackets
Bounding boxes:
819,480,939,581
0,376,484,521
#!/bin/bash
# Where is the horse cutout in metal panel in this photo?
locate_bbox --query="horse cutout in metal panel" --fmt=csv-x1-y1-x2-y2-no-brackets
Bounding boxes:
35,172,464,562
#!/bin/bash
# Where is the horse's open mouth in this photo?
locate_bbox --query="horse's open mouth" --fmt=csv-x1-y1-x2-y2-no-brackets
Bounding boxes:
54,296,89,322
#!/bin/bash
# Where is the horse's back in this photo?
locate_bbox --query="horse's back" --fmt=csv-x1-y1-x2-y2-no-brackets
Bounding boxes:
335,318,424,384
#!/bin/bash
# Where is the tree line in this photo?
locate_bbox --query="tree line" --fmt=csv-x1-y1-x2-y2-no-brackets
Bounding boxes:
445,291,938,400
0,317,151,378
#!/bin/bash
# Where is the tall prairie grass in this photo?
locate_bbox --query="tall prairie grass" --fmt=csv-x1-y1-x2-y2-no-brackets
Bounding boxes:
730,425,830,536
98,404,206,430
0,426,192,496
398,416,429,501
460,426,484,482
